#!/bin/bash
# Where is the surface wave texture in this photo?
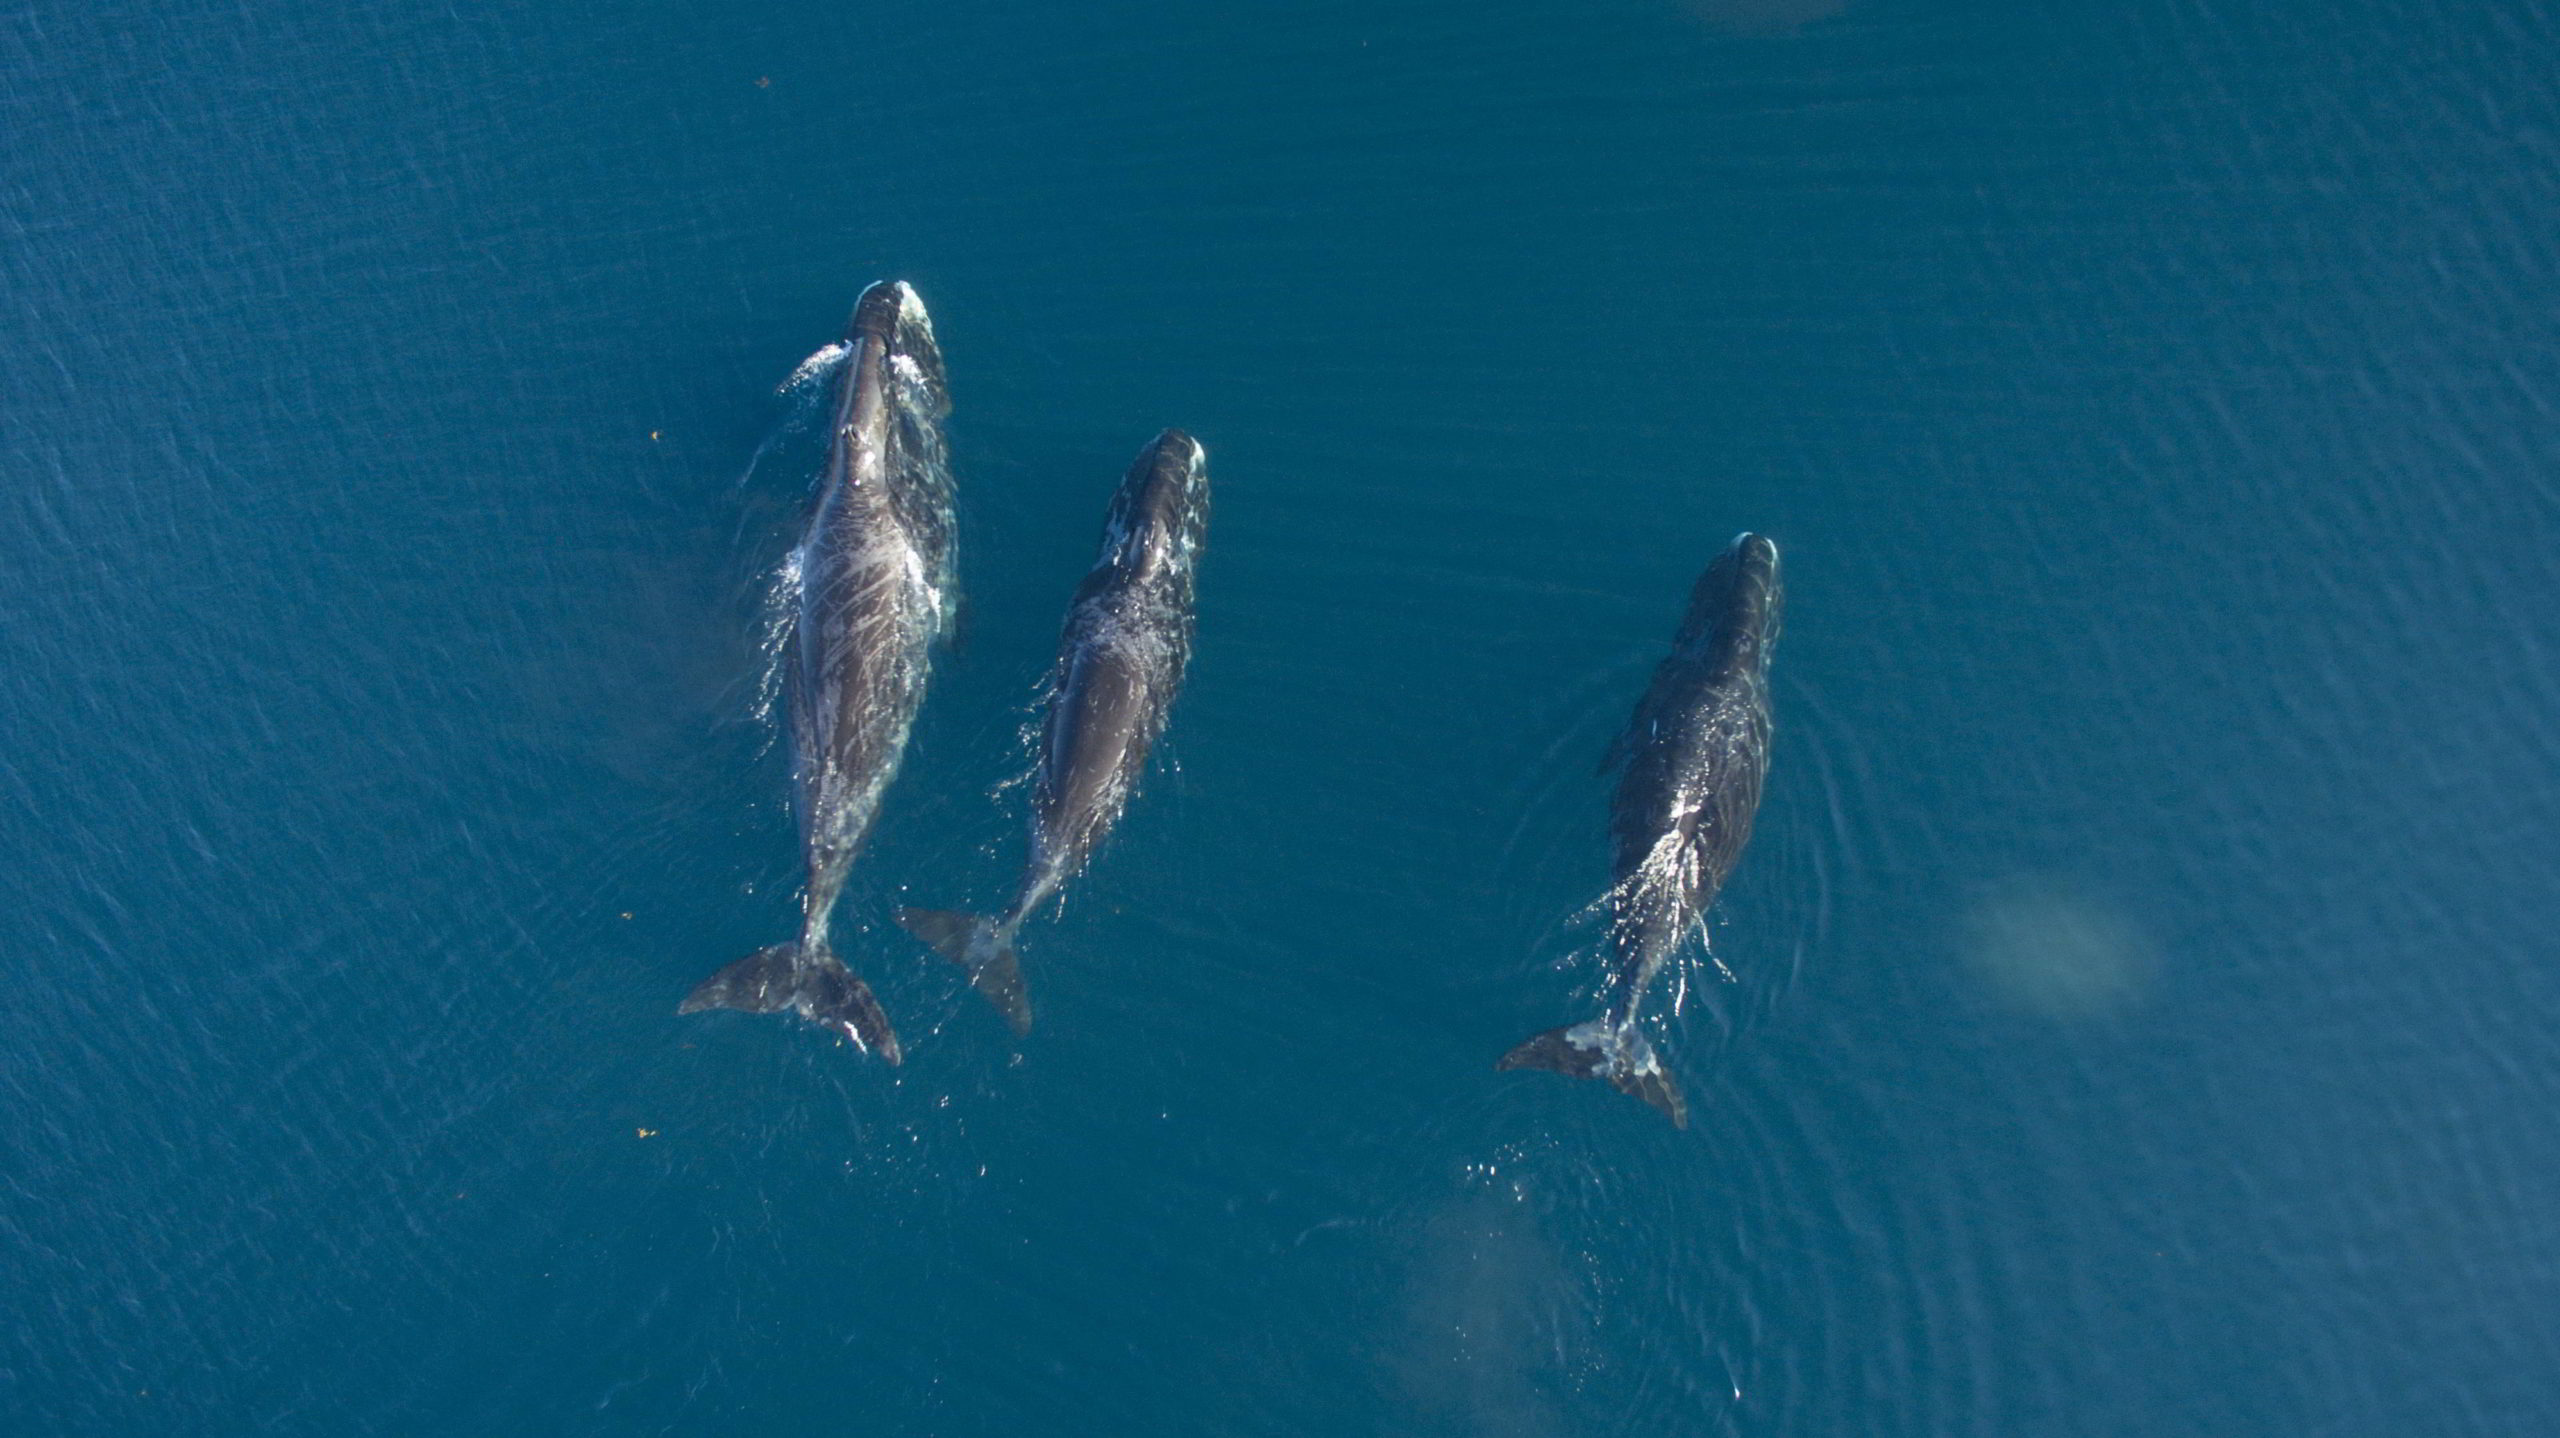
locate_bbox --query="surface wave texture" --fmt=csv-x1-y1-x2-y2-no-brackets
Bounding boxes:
6,0,2558,1433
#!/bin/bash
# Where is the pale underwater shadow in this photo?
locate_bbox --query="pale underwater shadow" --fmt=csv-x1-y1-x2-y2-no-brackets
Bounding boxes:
1387,1183,1587,1438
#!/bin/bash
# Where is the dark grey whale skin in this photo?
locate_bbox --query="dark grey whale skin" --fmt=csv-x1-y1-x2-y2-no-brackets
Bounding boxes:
1499,532,1781,1127
681,282,956,1064
898,430,1208,1034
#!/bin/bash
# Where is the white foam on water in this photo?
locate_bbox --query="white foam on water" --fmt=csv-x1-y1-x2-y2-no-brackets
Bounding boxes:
751,546,804,747
778,341,850,396
729,344,850,493
893,281,933,334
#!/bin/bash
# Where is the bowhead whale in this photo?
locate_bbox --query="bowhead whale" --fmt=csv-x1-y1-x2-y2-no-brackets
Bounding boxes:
681,282,957,1062
899,430,1209,1032
1499,532,1782,1126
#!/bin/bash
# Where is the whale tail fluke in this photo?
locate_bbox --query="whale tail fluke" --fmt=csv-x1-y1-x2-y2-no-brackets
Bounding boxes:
681,943,802,1015
680,942,904,1064
896,908,1032,1036
1497,1021,1688,1128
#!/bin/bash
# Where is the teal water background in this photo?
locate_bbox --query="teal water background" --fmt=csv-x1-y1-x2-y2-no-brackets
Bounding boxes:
7,1,2560,1433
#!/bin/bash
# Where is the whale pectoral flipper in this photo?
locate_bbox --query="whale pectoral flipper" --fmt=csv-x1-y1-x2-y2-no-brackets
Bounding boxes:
680,943,904,1064
896,908,1032,1036
1497,1023,1689,1129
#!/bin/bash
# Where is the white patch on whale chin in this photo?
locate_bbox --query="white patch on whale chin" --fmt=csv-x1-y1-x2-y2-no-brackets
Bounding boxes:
891,352,926,387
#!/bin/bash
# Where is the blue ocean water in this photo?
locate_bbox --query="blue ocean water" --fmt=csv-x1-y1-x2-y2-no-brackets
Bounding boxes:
6,0,2559,1432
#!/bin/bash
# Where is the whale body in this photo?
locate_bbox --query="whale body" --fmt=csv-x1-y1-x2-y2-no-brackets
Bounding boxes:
681,282,957,1063
898,430,1209,1033
1498,532,1782,1126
